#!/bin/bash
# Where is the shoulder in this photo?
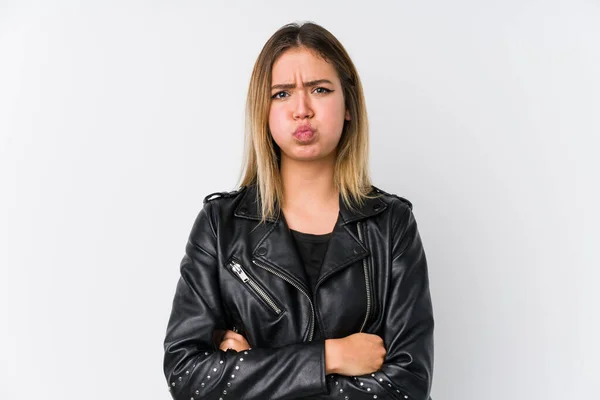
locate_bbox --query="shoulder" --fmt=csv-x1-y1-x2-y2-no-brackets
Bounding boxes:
371,186,421,242
370,185,416,233
371,185,413,211
196,186,248,224
203,186,247,205
190,187,247,237
199,186,250,226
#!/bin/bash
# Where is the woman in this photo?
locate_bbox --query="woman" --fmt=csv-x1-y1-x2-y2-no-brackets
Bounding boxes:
163,22,434,400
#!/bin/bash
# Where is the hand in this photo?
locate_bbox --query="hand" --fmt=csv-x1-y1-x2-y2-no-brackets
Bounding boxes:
325,333,386,376
219,329,251,352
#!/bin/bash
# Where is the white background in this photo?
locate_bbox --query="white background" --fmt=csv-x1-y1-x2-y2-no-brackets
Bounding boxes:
1,1,598,399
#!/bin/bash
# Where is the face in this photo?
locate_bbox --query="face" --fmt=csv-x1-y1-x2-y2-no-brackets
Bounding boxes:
268,47,350,162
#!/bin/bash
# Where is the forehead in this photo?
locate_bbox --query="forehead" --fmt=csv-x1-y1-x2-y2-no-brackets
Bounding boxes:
271,48,339,83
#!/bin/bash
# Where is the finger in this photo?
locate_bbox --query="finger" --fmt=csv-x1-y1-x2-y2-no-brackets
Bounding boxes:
220,338,251,352
219,339,233,351
231,337,250,351
222,330,245,341
231,335,251,350
220,338,239,347
368,333,383,342
219,339,239,352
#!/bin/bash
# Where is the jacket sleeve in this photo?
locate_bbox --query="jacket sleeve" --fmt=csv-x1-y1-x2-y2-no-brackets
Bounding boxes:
163,202,329,400
307,201,435,400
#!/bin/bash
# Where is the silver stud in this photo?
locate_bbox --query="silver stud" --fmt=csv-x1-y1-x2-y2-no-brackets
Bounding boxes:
223,390,227,394
231,374,235,379
371,374,375,377
345,397,349,400
171,382,175,386
335,381,339,385
379,378,383,382
244,351,248,354
205,352,209,355
227,382,231,387
201,382,205,387
340,389,344,393
213,368,217,372
374,396,378,399
190,397,194,400
178,377,182,381
195,390,200,395
186,370,190,375
207,375,211,379
239,358,244,361
219,360,224,364
404,396,408,399
367,388,371,391
360,382,364,386
388,384,392,387
235,366,240,370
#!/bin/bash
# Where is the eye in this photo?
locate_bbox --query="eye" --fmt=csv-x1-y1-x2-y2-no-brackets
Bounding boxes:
314,87,332,94
271,91,289,99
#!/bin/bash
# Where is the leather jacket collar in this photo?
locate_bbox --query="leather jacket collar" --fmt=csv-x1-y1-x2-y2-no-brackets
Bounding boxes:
233,183,390,224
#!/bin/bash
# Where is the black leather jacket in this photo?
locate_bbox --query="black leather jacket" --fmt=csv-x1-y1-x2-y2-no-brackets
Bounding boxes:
163,184,434,400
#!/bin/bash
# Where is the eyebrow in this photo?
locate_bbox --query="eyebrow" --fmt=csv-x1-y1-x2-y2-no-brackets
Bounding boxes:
271,79,334,91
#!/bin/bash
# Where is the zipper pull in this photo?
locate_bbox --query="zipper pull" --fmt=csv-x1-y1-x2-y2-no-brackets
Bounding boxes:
230,262,250,283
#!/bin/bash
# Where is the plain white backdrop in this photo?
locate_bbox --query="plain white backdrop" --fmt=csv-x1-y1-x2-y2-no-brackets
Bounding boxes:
1,1,598,399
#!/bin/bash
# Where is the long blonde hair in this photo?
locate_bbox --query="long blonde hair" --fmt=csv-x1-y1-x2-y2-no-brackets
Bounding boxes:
238,22,375,224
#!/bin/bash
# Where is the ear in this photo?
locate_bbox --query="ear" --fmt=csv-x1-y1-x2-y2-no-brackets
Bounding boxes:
345,109,351,120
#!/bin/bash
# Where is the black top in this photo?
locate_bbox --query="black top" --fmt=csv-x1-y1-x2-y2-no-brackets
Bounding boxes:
289,228,333,341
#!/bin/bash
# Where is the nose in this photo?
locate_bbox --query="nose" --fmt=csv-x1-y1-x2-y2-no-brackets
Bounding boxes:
292,91,313,120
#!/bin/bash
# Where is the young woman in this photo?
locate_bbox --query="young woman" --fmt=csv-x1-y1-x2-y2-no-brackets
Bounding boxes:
163,22,434,400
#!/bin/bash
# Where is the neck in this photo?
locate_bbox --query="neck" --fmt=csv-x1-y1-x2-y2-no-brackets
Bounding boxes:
279,153,339,212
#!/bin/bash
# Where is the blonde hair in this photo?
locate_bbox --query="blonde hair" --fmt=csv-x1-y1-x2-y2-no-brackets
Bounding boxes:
238,22,375,224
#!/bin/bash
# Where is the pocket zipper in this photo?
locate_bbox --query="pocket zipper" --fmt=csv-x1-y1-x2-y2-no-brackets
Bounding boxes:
228,260,282,315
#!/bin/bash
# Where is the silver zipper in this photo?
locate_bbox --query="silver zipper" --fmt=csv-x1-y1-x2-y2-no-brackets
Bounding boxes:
357,221,372,332
252,259,315,341
229,260,282,315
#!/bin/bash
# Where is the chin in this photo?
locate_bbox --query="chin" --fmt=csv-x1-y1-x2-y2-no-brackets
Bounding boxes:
287,148,337,162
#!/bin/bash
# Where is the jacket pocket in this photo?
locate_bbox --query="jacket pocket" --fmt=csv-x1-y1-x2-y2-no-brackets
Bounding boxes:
226,258,284,316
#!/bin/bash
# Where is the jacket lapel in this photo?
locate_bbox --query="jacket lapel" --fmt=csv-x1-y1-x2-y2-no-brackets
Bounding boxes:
316,192,389,286
315,216,368,287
